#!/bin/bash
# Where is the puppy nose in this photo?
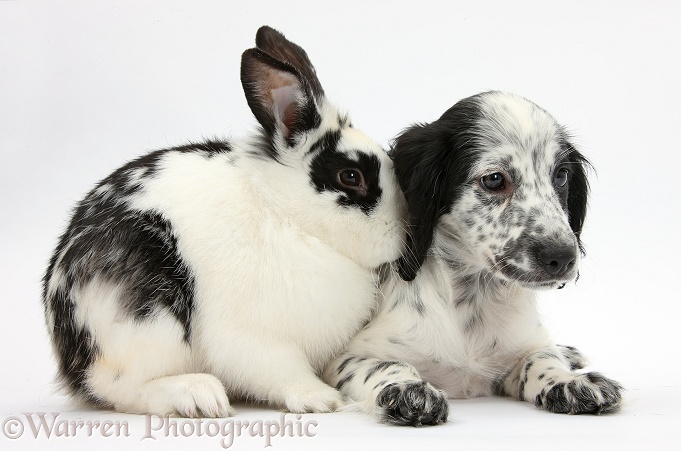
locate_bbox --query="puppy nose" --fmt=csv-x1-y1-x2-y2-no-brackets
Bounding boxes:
536,246,576,278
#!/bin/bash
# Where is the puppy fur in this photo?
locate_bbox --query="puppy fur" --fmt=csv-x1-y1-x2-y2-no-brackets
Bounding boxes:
324,91,622,426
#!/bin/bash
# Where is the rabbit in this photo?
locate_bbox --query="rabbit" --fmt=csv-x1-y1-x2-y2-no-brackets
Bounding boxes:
42,25,406,418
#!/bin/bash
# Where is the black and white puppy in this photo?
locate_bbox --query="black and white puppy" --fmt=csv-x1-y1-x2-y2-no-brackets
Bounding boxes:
324,91,622,425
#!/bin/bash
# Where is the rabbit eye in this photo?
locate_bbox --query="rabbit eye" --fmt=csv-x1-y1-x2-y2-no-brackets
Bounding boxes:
337,168,364,188
554,168,569,188
480,172,506,192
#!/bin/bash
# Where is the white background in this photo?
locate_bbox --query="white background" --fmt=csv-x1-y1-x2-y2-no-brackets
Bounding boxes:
1,0,680,449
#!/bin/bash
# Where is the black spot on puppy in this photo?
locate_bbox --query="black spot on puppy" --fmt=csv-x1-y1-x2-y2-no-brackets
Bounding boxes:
336,372,356,390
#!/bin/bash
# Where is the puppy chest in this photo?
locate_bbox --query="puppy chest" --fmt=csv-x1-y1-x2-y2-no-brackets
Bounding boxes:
420,343,516,399
424,302,527,384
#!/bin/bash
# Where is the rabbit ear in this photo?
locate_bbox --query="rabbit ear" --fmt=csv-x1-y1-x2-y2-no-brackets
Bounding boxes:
255,26,325,99
241,48,321,147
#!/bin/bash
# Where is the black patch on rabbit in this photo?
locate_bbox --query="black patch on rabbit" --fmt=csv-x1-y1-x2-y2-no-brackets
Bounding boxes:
308,136,383,214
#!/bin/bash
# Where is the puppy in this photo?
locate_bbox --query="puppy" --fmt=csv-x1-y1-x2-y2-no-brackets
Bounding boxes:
324,91,622,425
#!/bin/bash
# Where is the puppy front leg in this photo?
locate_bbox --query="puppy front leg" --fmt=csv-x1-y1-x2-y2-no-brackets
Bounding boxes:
324,353,448,426
502,345,623,414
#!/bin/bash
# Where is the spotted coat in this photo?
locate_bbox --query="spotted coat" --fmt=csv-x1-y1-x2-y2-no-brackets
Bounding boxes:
323,92,622,426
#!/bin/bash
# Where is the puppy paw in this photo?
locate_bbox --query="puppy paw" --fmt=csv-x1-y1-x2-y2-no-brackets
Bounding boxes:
284,384,344,413
376,381,449,426
536,372,623,414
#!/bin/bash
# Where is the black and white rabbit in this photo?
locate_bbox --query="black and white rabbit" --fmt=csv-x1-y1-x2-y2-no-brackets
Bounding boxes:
42,26,405,418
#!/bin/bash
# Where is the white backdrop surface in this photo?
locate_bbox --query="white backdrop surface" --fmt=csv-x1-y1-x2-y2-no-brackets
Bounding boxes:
1,1,680,449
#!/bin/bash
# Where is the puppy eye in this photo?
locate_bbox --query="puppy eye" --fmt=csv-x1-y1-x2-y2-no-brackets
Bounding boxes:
337,168,364,188
554,168,569,188
480,173,506,191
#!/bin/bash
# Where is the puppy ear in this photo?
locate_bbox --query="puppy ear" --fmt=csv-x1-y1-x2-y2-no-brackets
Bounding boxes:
241,48,321,147
392,123,454,281
255,26,325,100
393,96,481,281
563,140,593,253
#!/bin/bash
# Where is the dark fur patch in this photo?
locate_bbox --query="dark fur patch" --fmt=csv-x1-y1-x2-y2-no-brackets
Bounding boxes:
43,148,199,400
558,133,592,246
172,140,233,157
540,383,570,413
112,211,195,336
364,361,404,383
464,311,482,334
42,282,101,402
376,381,449,426
309,141,382,215
373,380,390,390
539,376,622,415
336,356,355,375
392,96,484,280
455,274,485,308
335,372,356,390
388,338,405,346
50,151,196,336
492,377,507,396
306,129,341,156
411,287,426,315
558,344,586,371
100,150,166,197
